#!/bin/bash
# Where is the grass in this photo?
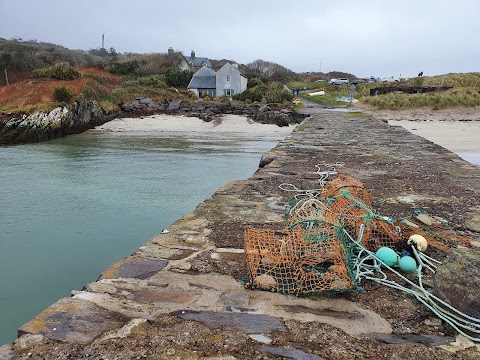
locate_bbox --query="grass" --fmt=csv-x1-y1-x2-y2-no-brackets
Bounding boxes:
301,83,370,106
286,81,326,90
361,72,480,109
347,111,366,117
404,72,480,88
362,87,480,109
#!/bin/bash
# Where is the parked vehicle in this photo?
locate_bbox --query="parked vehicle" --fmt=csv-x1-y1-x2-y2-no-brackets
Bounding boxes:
352,78,368,84
369,76,381,82
329,78,349,85
382,76,400,83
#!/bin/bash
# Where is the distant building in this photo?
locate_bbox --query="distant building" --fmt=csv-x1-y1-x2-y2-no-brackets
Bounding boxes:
187,62,248,97
183,50,213,71
186,66,217,96
166,47,212,71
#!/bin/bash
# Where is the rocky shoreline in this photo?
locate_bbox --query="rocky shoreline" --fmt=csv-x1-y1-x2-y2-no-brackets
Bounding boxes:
0,99,305,146
120,97,306,126
0,100,120,146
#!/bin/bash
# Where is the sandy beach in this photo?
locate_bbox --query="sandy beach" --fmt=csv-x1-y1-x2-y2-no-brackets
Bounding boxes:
359,104,480,122
92,110,479,164
360,106,480,165
92,114,296,138
387,119,480,152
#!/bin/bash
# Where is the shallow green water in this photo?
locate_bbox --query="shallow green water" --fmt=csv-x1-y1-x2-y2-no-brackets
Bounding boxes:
0,129,281,344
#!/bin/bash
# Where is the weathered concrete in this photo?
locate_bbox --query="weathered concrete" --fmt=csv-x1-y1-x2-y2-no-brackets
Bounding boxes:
171,311,287,334
17,298,130,344
8,111,480,359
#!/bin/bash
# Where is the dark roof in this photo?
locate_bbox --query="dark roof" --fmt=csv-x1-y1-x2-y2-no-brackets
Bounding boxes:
188,76,216,89
188,66,216,89
184,56,212,68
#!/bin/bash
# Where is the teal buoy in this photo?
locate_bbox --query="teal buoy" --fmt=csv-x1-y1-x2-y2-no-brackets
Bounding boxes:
399,256,417,273
375,247,398,266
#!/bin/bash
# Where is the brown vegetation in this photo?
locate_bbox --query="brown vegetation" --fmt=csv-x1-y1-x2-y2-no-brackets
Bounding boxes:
0,67,123,113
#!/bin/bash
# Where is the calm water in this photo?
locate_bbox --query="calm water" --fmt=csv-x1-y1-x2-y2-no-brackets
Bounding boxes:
457,152,480,166
0,129,281,344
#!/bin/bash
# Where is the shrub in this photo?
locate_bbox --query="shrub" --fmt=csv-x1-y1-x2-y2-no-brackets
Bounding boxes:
413,76,425,87
233,81,293,103
124,74,167,87
53,86,73,102
164,67,193,87
33,65,81,80
108,60,138,75
247,76,265,89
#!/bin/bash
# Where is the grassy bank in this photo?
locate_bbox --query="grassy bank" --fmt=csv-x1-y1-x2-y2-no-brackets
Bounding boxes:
294,73,480,110
363,73,480,109
361,87,480,110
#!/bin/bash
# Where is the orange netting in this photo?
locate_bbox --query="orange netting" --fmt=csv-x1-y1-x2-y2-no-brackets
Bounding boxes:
245,172,473,295
323,174,373,206
245,226,357,295
400,212,472,252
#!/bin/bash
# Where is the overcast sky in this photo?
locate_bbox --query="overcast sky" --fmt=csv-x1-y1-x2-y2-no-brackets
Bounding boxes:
1,0,479,78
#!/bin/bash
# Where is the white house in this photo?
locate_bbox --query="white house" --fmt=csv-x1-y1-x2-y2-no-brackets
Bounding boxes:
187,62,248,97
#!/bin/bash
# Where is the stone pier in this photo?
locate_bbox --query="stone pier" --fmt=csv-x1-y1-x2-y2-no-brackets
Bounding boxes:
3,111,479,359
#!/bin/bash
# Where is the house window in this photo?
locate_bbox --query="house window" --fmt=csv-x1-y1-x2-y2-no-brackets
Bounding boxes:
226,75,231,83
224,89,234,96
199,89,216,96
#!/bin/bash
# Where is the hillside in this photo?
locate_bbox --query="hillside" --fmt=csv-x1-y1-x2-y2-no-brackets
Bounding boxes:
0,39,303,115
0,38,107,86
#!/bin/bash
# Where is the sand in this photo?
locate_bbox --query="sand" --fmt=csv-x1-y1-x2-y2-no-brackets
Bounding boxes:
92,109,479,163
387,119,480,153
361,105,480,165
92,114,296,138
358,104,480,122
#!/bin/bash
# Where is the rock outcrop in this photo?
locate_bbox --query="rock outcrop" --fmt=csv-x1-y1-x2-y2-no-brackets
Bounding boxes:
120,98,306,127
0,100,120,146
433,248,480,319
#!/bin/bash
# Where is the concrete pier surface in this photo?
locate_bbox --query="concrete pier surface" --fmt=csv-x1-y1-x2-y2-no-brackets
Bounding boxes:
3,111,480,359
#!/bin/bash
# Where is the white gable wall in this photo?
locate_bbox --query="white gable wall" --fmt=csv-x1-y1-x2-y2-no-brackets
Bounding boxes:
240,75,248,93
216,63,247,96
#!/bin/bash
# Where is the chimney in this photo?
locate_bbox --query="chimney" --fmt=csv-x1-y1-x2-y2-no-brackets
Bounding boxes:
233,63,239,69
168,47,174,55
191,50,195,60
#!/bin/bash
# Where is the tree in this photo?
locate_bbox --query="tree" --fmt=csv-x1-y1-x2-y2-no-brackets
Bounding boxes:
246,59,298,83
164,67,193,87
88,47,109,57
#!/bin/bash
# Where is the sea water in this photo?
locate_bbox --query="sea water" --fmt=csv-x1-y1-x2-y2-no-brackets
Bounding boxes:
0,128,283,344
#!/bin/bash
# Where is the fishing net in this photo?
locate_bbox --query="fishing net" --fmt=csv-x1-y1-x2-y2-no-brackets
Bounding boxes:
245,225,359,295
306,190,404,252
245,165,480,340
246,168,473,296
400,210,472,252
323,174,373,206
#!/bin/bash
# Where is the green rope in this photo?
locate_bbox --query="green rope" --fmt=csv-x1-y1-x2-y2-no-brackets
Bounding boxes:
344,225,480,342
277,165,480,341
